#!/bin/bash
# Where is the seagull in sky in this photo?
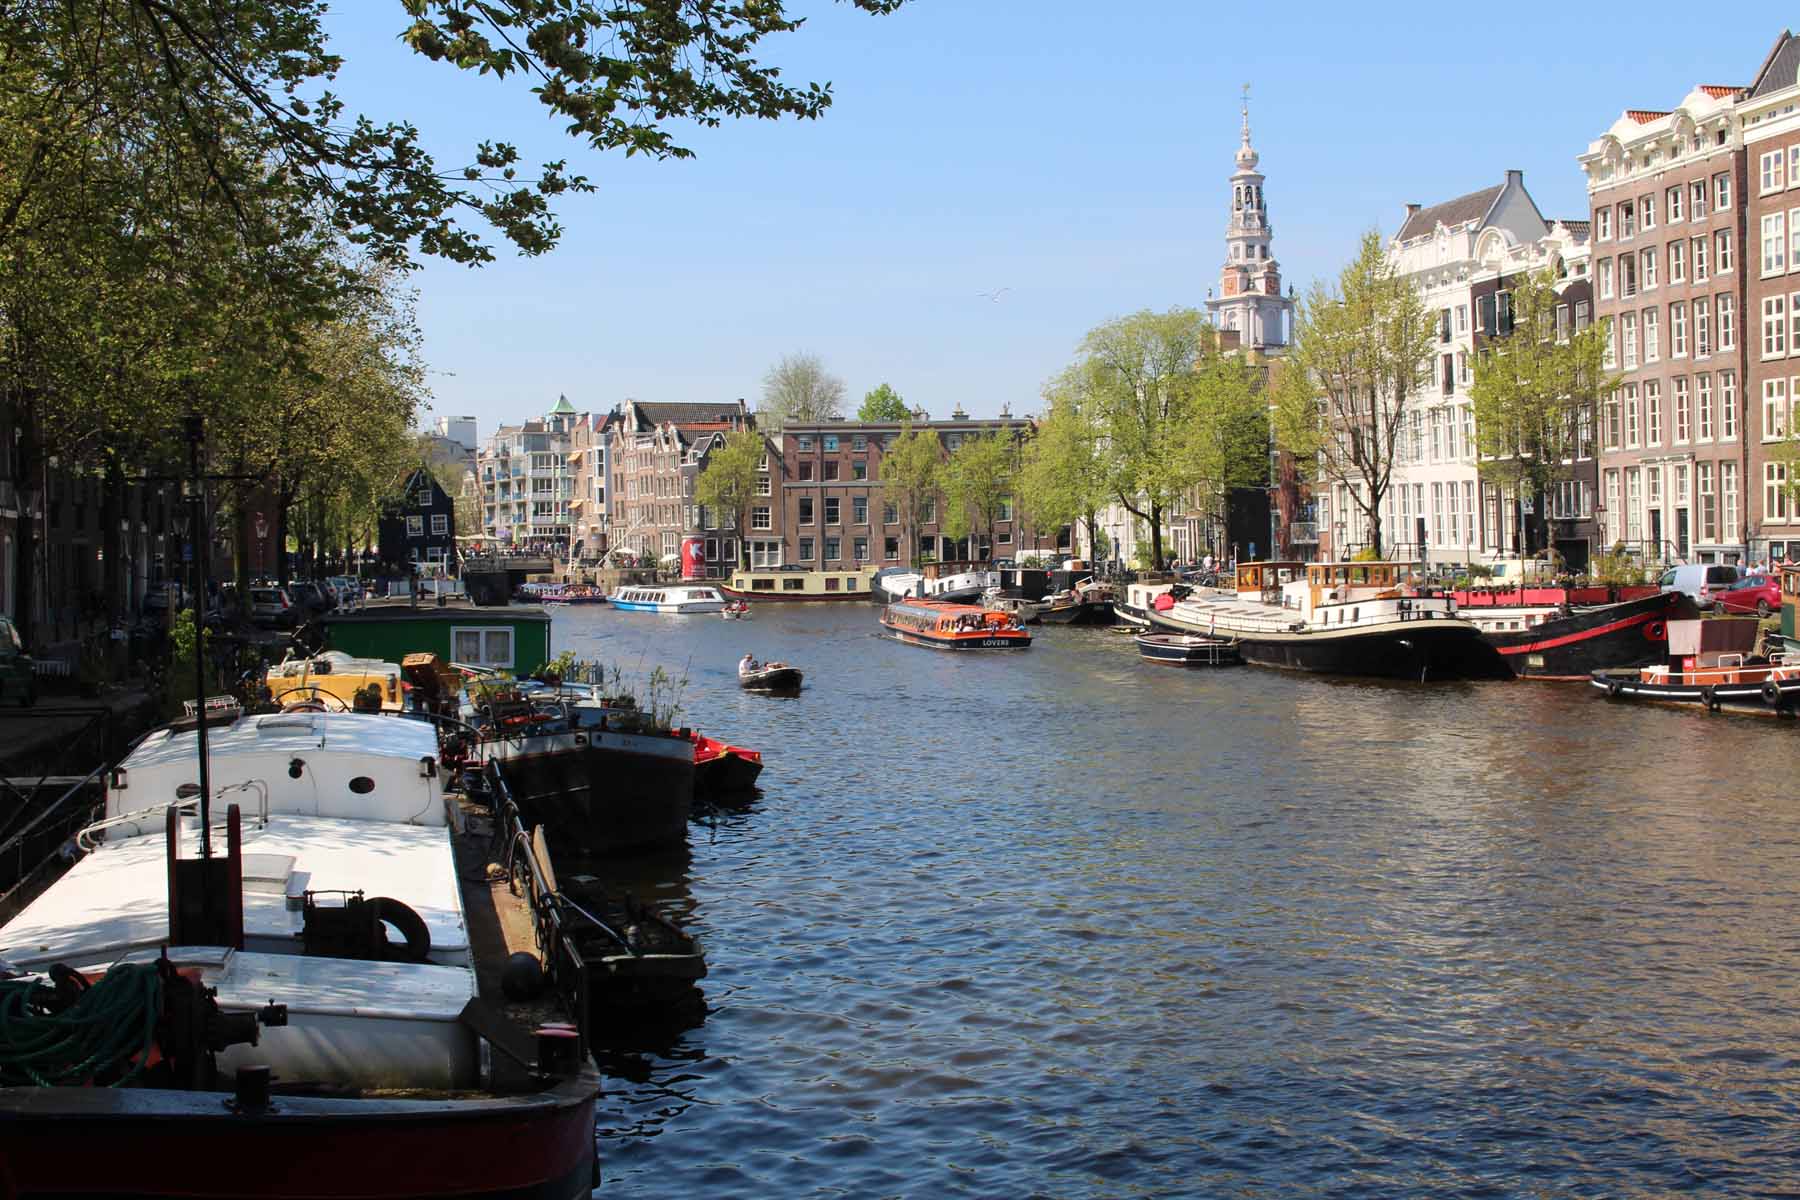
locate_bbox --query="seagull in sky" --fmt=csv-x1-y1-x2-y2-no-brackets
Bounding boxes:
977,287,1011,302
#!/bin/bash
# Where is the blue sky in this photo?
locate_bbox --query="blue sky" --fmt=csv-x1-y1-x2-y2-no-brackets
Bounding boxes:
322,3,1783,434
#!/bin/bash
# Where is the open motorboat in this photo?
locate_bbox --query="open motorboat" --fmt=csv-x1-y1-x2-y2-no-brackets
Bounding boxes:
1134,632,1241,667
1147,560,1510,681
720,599,751,620
0,708,600,1199
689,731,765,798
738,656,803,692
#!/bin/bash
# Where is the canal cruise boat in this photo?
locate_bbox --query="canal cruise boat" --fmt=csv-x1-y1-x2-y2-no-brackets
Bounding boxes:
1146,560,1511,681
721,564,880,602
879,599,1033,650
1591,616,1800,713
608,584,728,613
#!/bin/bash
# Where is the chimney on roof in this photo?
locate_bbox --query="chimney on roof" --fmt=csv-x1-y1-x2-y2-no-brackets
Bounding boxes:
1506,169,1523,187
1405,203,1421,217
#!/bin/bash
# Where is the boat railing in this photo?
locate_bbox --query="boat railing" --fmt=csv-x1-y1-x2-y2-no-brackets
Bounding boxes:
484,762,592,1059
76,779,270,851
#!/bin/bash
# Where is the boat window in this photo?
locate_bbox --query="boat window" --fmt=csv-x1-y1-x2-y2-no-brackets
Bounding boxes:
348,776,375,794
752,579,775,590
783,578,805,590
826,578,840,591
1352,608,1359,622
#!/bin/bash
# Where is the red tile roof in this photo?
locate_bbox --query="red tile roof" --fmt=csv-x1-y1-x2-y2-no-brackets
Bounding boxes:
1626,110,1670,125
1698,85,1740,99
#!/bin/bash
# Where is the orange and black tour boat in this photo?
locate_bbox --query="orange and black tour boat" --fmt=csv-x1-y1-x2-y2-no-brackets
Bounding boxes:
879,599,1032,651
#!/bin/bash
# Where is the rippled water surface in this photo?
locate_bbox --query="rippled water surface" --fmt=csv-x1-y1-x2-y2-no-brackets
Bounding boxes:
553,604,1800,1198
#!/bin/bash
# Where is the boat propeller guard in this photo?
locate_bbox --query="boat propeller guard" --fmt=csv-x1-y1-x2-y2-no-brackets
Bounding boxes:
299,890,433,963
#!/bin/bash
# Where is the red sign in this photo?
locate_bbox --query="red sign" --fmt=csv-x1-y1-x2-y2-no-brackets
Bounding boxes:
681,537,705,580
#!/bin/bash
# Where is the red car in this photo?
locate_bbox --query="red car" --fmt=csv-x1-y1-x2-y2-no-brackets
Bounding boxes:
1714,574,1781,616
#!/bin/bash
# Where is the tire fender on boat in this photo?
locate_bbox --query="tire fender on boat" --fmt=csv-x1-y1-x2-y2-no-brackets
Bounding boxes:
1762,680,1783,708
1644,620,1666,642
1605,678,1623,699
1701,686,1721,713
369,896,432,963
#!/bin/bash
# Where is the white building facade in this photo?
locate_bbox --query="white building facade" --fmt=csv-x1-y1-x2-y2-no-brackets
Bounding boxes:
476,396,581,548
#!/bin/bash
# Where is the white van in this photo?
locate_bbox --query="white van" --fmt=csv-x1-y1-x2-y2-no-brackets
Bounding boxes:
1658,563,1741,609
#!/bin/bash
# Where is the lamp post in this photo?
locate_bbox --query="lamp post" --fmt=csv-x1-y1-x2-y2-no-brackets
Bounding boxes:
179,414,214,860
254,512,268,578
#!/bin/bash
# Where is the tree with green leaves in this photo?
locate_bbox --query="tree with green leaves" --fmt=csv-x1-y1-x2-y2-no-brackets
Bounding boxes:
1,1,907,269
857,383,911,422
941,430,1016,560
693,432,767,569
1273,230,1435,557
877,423,941,568
1071,307,1219,569
760,352,846,432
1470,266,1616,559
1176,358,1270,537
1018,378,1109,558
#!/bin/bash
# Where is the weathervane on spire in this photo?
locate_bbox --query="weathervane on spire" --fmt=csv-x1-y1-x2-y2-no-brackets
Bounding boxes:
1241,82,1251,144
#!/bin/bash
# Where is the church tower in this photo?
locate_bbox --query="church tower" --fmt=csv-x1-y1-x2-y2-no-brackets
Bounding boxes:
1205,88,1293,351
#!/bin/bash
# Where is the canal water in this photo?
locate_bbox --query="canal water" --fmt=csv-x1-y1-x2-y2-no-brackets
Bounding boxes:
553,604,1799,1198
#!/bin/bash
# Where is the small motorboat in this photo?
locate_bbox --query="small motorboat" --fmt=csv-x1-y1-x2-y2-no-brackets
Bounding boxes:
720,599,751,620
690,731,764,799
738,655,803,692
1134,632,1241,667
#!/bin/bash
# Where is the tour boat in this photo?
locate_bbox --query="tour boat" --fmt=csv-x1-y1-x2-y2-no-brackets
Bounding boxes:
1146,561,1510,681
0,709,600,1199
463,686,695,856
879,599,1033,650
1134,632,1242,667
721,565,880,602
690,731,765,798
1462,588,1693,679
738,657,803,692
608,584,728,613
1590,616,1800,713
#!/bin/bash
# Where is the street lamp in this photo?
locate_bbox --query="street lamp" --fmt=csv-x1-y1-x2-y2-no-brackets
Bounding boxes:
254,512,269,577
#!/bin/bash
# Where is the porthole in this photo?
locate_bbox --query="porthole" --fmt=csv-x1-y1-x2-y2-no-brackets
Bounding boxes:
349,776,376,794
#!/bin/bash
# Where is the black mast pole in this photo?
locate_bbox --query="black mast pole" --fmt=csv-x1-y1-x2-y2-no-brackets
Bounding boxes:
186,414,213,860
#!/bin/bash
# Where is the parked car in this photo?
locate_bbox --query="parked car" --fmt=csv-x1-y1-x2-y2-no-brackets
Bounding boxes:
141,581,185,614
1657,563,1742,609
286,581,333,618
0,614,35,707
248,586,297,628
1714,573,1781,617
329,576,364,606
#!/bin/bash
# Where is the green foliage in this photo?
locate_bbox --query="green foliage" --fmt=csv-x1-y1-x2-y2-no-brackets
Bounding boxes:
941,430,1016,549
857,383,911,422
1174,358,1270,523
877,423,942,567
164,611,200,719
693,433,767,567
1274,230,1436,556
1351,545,1382,562
1592,549,1649,587
1018,376,1110,554
759,353,845,432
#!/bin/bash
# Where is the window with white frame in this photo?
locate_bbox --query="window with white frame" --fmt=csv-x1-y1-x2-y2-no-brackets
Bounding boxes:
1672,302,1687,357
1641,193,1656,230
1792,291,1800,352
1791,145,1800,186
1603,392,1622,449
1765,378,1791,440
1621,252,1638,297
1624,382,1641,447
797,536,814,560
824,537,841,561
1723,461,1739,535
1626,468,1642,541
1643,307,1659,362
1716,228,1733,273
1604,469,1621,543
1603,316,1618,368
1641,247,1657,289
1766,463,1793,522
1669,239,1686,283
1455,304,1468,333
1716,171,1732,211
1672,376,1692,443
852,496,868,525
1764,295,1788,357
1691,179,1707,218
1692,234,1708,280
1721,371,1738,440
1790,207,1800,269
1697,373,1714,441
1462,405,1475,458
755,475,771,496
1719,294,1736,348
1598,258,1614,299
430,513,448,536
1698,461,1716,541
751,506,771,530
1763,212,1788,274
1695,297,1711,356
1667,184,1683,222
1646,380,1663,445
452,627,514,668
1620,201,1636,238
1762,149,1787,194
1622,312,1638,368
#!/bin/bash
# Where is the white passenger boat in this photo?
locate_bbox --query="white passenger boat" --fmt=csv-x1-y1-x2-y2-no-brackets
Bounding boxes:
609,584,728,613
1147,560,1511,681
0,709,599,1198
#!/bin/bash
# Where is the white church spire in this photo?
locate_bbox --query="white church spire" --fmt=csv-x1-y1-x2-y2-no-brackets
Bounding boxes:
1206,84,1292,351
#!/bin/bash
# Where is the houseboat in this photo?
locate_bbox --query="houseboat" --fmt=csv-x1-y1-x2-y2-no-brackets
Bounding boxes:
323,597,552,680
1591,617,1799,713
1147,560,1511,681
1457,585,1692,679
721,564,880,601
874,561,993,604
0,709,600,1198
1114,578,1178,628
1781,564,1800,656
879,599,1032,650
609,584,728,614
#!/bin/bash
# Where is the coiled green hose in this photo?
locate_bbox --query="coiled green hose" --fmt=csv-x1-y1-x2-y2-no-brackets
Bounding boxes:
0,963,162,1087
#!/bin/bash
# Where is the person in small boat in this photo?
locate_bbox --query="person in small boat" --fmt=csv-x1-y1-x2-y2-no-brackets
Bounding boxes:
740,653,759,675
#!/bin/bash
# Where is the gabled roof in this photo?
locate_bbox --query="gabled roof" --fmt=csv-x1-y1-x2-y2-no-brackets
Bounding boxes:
1748,31,1797,99
630,400,748,430
1396,184,1503,242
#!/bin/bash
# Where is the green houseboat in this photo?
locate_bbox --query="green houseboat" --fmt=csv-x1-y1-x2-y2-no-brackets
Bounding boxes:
323,598,552,676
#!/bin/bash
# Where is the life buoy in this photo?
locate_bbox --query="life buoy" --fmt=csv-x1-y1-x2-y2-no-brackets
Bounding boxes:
1701,686,1720,713
1762,680,1783,707
1643,620,1666,642
369,896,432,963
